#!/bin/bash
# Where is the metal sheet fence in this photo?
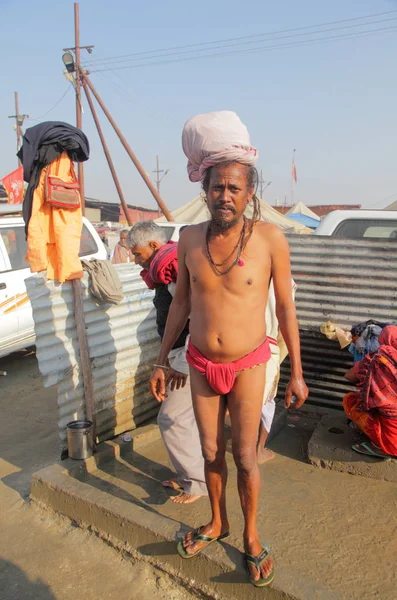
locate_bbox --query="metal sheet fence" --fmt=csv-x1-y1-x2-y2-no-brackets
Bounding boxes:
280,235,397,409
26,264,159,448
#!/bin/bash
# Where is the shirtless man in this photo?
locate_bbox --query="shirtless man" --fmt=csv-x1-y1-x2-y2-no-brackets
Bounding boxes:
150,162,308,587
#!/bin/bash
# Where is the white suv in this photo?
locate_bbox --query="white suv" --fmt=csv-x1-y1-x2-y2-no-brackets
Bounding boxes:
0,205,107,358
314,210,397,238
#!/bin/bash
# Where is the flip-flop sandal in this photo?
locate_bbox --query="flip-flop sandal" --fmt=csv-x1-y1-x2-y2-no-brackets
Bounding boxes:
352,442,391,459
177,526,230,559
245,546,274,588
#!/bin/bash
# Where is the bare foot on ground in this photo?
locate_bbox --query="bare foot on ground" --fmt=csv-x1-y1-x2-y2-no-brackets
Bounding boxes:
182,522,229,555
257,447,275,465
171,493,203,505
162,480,183,491
245,538,274,584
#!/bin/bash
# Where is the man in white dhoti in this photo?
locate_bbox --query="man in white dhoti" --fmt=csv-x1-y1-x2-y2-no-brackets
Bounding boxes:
127,221,207,504
258,280,297,464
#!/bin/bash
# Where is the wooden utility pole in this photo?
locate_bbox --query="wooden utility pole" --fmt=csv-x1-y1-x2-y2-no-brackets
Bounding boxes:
259,170,265,198
153,155,169,194
153,155,169,217
258,170,271,199
82,78,132,226
74,3,85,214
290,148,297,207
81,70,174,221
8,92,28,167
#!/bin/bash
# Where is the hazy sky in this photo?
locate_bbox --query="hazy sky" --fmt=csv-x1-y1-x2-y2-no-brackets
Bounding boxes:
1,0,396,211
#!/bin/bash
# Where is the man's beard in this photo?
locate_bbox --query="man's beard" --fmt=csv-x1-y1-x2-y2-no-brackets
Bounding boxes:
209,204,239,231
210,215,240,231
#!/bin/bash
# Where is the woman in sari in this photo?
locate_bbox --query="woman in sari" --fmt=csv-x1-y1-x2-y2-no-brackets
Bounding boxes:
344,325,397,458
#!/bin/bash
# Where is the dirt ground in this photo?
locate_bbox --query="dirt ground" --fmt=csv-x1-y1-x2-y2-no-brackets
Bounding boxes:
0,350,204,600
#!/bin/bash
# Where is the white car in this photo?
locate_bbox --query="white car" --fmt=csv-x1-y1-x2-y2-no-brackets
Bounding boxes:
0,205,107,358
314,210,397,238
158,222,189,242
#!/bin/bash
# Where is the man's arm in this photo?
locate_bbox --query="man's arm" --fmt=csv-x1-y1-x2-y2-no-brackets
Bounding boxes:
266,225,309,409
150,230,191,401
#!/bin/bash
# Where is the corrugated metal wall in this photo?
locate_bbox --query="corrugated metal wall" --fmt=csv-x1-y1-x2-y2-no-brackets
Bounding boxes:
280,235,397,409
26,265,160,448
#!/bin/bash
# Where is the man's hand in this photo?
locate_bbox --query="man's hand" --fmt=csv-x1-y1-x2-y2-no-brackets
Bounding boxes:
284,376,309,409
166,368,188,392
150,367,167,403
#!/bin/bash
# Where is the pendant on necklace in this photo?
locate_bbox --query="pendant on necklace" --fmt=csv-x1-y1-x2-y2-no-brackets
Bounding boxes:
238,259,245,267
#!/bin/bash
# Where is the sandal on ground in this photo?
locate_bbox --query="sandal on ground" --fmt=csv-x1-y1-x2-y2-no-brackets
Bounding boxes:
352,441,393,459
245,546,274,588
177,526,230,559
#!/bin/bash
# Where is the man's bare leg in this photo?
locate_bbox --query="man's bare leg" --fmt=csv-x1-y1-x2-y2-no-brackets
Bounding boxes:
228,365,273,582
257,423,275,465
182,367,229,555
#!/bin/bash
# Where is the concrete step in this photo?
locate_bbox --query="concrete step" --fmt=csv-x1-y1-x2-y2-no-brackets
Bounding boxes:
308,414,397,484
30,419,397,599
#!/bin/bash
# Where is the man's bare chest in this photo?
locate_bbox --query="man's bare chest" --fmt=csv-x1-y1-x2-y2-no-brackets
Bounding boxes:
186,245,271,294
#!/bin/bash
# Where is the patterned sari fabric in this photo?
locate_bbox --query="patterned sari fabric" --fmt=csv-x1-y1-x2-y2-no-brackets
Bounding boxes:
343,326,397,455
358,326,397,417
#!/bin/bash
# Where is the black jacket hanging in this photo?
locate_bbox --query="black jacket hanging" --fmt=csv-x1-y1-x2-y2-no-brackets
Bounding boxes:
17,121,90,233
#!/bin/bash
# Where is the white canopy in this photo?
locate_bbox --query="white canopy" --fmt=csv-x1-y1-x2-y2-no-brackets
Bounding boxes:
157,194,311,234
385,200,397,210
287,200,320,221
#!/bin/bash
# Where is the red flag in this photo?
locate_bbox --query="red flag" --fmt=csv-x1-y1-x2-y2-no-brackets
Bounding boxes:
291,158,297,183
1,166,24,204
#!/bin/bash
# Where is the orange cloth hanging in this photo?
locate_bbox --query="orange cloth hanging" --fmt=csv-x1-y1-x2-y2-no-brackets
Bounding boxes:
26,152,83,282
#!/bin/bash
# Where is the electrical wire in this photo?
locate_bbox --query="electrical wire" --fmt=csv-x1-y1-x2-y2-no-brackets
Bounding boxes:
89,25,397,73
88,51,177,126
84,15,397,68
29,85,73,121
82,9,397,67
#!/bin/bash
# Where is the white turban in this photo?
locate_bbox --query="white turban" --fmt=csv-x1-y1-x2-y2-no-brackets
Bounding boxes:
182,110,258,183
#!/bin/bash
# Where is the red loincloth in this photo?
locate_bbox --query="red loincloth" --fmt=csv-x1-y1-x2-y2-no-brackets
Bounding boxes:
186,337,276,395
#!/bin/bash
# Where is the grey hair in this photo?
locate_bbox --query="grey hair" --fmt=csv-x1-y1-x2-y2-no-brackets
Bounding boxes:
126,221,167,248
120,229,129,236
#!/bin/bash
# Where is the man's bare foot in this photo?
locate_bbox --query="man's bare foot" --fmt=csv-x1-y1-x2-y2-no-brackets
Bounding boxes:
171,493,202,504
162,480,183,491
245,538,274,583
182,521,229,555
257,447,275,465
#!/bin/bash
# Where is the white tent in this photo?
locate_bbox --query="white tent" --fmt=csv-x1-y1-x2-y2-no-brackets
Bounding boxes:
385,200,397,210
157,194,311,234
287,200,320,221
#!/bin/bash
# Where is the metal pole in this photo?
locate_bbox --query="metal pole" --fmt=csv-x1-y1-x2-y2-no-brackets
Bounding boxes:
74,2,85,214
14,92,22,165
156,155,160,193
82,79,133,226
82,71,174,222
290,149,296,206
155,155,161,217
